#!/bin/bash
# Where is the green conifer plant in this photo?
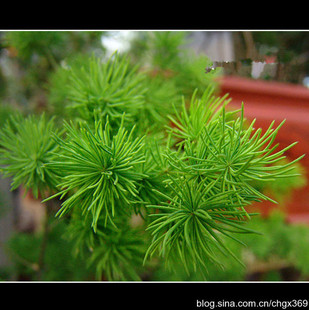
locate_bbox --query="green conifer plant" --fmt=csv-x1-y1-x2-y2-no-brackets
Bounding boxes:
0,50,304,281
0,113,61,199
47,115,146,231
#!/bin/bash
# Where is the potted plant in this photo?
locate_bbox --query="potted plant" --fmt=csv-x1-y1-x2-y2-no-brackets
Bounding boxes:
218,75,308,223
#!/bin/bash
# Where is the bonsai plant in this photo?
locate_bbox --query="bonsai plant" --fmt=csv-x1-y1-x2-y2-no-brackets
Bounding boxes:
0,31,304,281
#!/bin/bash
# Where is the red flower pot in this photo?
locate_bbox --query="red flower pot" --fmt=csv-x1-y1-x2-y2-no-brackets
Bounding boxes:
218,76,309,224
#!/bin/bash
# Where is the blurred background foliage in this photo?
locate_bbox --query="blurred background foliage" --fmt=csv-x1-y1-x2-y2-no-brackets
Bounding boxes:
232,31,309,84
0,30,308,281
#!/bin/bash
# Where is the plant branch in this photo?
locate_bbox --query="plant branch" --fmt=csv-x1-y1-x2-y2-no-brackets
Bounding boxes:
36,199,53,280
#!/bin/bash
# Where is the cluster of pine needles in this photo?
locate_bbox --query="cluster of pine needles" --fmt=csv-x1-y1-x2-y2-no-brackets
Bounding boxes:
0,52,304,280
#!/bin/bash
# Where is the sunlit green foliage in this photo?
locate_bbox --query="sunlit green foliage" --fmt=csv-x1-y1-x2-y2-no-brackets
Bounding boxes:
128,31,220,98
150,211,309,281
145,176,259,276
0,113,61,198
1,81,304,280
45,115,146,231
66,53,147,127
142,88,304,274
0,31,305,281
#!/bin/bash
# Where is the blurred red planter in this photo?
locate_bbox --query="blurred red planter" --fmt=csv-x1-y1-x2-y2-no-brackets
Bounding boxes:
218,76,309,224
